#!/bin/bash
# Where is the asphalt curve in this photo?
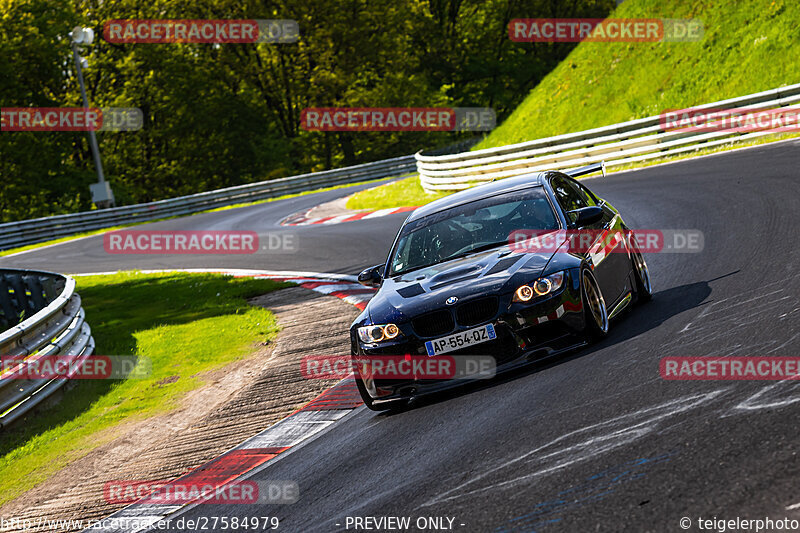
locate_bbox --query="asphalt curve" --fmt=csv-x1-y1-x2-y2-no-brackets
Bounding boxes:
5,141,800,532
0,178,405,275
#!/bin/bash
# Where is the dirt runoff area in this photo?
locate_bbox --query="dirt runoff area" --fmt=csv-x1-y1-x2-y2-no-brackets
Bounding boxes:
0,286,360,532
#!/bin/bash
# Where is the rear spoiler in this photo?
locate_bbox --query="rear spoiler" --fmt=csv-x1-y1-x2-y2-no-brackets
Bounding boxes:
565,161,606,178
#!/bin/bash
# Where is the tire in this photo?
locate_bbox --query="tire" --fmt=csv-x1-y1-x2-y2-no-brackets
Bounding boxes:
581,268,609,341
631,248,653,303
354,372,396,411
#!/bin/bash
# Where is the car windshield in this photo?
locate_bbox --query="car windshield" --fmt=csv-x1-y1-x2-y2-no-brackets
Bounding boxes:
389,187,558,276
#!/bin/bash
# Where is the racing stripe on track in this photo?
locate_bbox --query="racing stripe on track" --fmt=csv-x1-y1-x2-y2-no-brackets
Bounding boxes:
84,378,363,532
280,205,417,226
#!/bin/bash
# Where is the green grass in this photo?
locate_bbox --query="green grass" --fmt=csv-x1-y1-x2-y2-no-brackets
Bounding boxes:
345,175,449,210
0,271,289,506
0,176,391,257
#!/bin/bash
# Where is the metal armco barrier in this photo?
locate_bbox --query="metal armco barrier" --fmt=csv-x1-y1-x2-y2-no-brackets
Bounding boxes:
0,269,94,428
0,155,417,251
417,83,800,191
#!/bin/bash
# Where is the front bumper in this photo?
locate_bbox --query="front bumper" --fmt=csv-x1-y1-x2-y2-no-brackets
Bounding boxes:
353,268,588,403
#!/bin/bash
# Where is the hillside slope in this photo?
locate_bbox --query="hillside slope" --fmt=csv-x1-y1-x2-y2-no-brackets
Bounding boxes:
479,0,800,148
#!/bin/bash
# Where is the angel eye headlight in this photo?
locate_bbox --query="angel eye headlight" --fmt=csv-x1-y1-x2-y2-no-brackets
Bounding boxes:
514,284,534,302
513,272,565,302
534,278,552,296
358,323,401,343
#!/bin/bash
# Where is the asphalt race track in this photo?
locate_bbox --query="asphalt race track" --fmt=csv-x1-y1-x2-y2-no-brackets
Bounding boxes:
3,141,800,531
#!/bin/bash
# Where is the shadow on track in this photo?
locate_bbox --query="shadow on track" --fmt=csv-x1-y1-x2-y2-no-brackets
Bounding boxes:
375,274,735,416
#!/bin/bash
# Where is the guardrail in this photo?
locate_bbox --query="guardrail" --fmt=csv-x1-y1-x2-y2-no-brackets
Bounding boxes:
0,155,417,251
0,269,94,428
417,83,800,191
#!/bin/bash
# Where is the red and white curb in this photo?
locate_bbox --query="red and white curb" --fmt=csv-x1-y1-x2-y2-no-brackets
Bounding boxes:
73,268,378,311
281,205,417,226
246,275,376,310
85,379,363,532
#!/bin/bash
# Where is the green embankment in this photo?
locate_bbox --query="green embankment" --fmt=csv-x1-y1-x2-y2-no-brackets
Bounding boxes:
479,0,800,148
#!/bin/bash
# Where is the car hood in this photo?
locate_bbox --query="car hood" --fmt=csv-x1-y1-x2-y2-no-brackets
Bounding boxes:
367,247,556,322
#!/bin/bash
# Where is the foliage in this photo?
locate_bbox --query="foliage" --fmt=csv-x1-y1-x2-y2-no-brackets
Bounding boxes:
0,0,613,221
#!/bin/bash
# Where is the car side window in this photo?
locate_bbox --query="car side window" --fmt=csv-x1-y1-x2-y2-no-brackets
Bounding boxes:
551,175,588,212
571,179,599,207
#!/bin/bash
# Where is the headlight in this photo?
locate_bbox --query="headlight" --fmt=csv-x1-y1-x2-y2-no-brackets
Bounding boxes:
513,272,565,302
358,323,401,343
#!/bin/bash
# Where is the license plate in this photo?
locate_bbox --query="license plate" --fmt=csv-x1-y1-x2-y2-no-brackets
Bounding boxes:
424,324,496,356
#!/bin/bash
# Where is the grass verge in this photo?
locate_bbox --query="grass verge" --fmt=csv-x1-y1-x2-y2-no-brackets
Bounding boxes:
0,271,288,506
345,175,448,211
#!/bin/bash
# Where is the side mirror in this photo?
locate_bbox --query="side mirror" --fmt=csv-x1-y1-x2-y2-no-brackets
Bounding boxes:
358,264,384,288
567,206,604,228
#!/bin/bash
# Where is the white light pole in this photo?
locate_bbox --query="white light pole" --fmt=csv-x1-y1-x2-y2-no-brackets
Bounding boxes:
71,26,115,208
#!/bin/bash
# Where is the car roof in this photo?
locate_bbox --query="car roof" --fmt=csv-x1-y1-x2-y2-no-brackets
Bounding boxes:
406,171,555,222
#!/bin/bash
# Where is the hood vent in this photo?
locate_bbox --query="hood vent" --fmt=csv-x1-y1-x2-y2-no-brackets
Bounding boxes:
485,256,521,276
430,273,481,291
397,284,425,298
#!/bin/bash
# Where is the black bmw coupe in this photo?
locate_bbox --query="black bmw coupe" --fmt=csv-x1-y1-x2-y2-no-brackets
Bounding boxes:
350,163,652,410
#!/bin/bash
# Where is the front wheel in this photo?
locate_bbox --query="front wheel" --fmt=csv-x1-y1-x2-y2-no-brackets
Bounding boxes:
354,372,402,411
581,268,609,341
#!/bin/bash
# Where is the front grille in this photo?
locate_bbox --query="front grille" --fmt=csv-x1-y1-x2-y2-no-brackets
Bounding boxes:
456,296,499,327
412,310,455,338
